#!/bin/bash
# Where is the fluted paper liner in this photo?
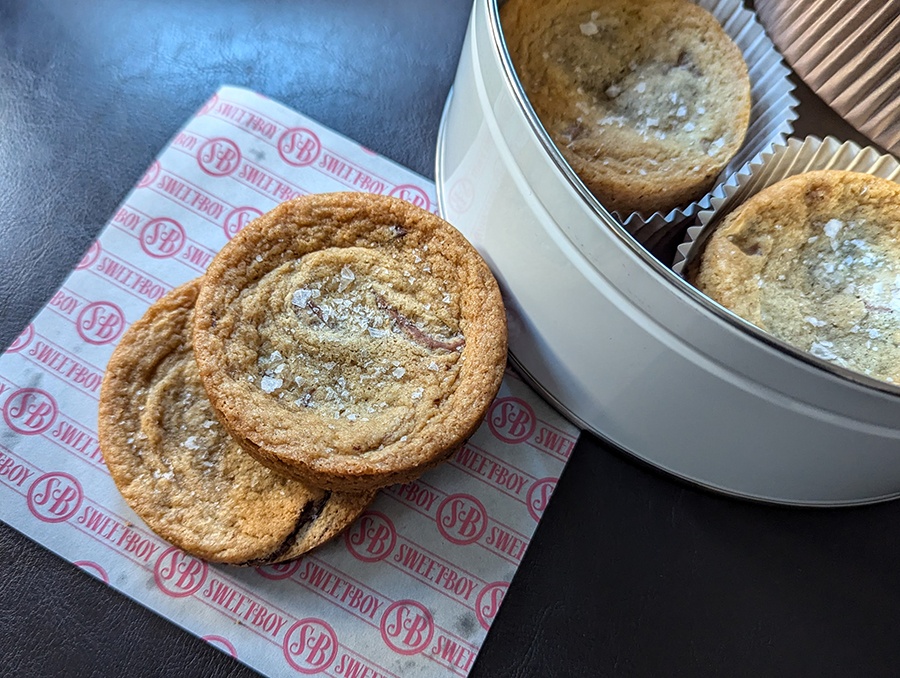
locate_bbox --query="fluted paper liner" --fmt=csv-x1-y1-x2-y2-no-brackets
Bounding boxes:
619,0,798,244
673,135,900,275
755,0,900,156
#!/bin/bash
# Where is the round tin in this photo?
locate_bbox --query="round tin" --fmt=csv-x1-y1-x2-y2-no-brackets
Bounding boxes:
435,0,900,505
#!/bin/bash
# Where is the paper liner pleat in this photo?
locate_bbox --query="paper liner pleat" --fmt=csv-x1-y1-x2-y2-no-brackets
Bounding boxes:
672,136,900,275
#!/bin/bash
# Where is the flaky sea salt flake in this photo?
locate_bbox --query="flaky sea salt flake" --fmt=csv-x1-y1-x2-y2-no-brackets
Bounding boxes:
809,341,838,362
292,288,320,308
823,219,843,240
579,21,598,36
260,376,283,393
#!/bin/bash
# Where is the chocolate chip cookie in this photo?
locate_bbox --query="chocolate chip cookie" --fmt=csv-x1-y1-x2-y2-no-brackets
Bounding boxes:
501,0,751,215
98,279,374,564
192,193,508,491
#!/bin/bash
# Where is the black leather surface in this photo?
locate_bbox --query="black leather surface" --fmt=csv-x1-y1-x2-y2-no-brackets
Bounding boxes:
2,1,899,677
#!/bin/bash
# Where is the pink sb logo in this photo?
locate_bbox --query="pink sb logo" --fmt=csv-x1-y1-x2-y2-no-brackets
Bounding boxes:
344,511,396,562
76,241,102,270
223,206,262,240
197,138,241,176
527,477,557,522
256,560,301,580
74,561,110,584
448,179,474,214
203,635,237,658
487,397,536,444
475,582,508,630
380,600,434,655
137,161,160,189
140,218,185,258
3,388,57,435
389,184,431,211
283,618,338,674
27,472,83,523
154,547,207,597
436,494,488,545
76,301,125,345
278,128,321,167
6,323,34,353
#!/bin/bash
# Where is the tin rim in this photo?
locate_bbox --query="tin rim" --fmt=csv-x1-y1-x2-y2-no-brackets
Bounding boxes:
436,92,900,507
482,0,900,399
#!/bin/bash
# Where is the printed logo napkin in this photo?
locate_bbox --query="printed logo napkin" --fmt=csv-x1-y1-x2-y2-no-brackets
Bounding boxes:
0,86,578,677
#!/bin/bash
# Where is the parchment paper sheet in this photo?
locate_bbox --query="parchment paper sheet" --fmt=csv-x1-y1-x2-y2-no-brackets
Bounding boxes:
0,85,578,677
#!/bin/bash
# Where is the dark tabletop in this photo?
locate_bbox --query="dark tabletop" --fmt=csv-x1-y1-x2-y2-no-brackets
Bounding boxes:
2,1,899,676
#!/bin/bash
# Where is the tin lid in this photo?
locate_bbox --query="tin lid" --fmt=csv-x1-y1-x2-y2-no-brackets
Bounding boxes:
755,0,900,155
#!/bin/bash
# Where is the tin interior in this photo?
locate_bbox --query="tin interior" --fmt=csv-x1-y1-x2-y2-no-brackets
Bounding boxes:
485,0,900,400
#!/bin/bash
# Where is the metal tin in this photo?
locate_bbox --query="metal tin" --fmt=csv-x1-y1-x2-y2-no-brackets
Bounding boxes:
435,0,900,505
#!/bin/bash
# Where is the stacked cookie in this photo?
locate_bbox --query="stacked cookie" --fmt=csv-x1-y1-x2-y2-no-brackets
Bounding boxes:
99,193,508,565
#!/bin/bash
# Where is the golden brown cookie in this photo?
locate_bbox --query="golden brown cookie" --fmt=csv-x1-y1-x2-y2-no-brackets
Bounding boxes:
192,192,508,492
691,170,900,384
501,0,751,215
98,279,375,565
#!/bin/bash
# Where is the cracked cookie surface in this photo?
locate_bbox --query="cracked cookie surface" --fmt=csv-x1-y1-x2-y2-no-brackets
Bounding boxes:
98,279,374,564
192,193,507,491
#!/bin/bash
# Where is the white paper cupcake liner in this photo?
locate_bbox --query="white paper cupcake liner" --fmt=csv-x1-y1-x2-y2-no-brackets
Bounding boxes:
755,0,900,156
621,0,798,244
672,135,900,275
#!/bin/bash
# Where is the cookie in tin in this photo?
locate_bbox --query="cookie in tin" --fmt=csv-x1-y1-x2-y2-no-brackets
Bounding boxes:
501,0,751,216
691,170,900,384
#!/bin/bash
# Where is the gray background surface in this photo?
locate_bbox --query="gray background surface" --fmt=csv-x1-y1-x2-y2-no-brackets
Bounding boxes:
1,1,897,676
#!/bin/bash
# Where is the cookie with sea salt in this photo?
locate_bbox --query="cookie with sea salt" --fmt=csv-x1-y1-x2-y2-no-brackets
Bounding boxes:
192,192,508,492
690,170,900,384
501,0,751,216
98,279,375,565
